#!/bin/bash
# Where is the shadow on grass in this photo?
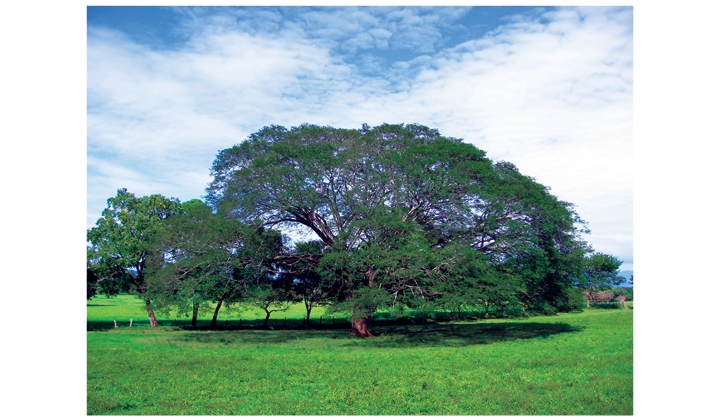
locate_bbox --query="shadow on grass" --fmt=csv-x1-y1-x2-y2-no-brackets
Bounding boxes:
87,310,539,331
153,321,580,349
356,322,580,348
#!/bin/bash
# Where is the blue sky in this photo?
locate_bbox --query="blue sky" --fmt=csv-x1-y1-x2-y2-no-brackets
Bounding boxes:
87,5,634,270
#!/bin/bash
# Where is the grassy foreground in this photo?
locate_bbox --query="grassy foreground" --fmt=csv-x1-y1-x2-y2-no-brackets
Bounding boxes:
87,297,633,415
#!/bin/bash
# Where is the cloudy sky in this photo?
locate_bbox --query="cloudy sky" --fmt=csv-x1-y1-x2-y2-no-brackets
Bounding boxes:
87,5,633,270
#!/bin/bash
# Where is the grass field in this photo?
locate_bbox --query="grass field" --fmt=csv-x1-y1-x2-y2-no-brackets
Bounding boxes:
86,294,337,330
87,294,633,415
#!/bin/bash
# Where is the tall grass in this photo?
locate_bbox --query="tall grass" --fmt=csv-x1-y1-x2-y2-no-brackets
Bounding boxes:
87,296,632,415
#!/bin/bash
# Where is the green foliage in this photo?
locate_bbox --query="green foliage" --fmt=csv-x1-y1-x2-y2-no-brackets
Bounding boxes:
576,253,624,306
145,201,242,316
581,253,624,287
275,240,336,325
563,287,587,310
143,199,287,327
206,123,593,330
88,307,633,415
87,188,183,297
242,286,293,326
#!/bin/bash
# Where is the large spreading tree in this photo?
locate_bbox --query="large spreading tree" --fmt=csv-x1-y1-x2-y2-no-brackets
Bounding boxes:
207,123,590,336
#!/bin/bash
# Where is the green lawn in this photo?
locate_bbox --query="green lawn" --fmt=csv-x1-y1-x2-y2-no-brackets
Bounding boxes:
87,296,633,415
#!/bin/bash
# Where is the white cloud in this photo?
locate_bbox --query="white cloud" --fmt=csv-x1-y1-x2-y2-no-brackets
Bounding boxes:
87,6,633,268
368,7,633,262
171,6,472,56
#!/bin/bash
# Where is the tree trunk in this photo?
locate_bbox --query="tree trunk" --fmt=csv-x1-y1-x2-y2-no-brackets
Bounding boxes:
191,301,199,327
522,304,527,315
348,267,377,338
145,299,160,327
263,310,271,327
136,273,158,327
304,299,312,326
210,297,223,328
350,315,373,338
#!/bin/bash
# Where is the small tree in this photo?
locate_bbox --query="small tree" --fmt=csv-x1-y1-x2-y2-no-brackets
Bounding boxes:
275,240,335,326
87,189,183,327
576,253,624,308
147,200,283,328
146,200,239,327
245,286,292,327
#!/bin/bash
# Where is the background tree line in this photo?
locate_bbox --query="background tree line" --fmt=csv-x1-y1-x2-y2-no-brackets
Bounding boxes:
87,123,626,336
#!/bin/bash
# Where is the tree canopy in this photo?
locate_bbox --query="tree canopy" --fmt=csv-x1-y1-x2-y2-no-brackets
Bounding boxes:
206,123,591,336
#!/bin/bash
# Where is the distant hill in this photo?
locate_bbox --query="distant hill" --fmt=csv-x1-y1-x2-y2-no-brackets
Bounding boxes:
617,270,633,288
